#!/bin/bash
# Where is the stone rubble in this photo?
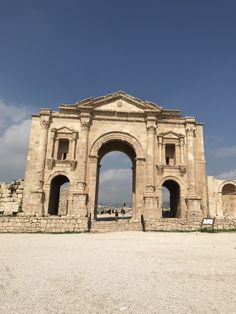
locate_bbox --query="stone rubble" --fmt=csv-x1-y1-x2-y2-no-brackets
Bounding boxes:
0,180,24,215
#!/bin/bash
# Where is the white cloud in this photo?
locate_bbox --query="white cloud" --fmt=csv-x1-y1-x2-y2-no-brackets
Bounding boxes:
216,169,236,180
214,145,236,158
0,100,28,131
98,168,132,206
0,100,31,182
100,168,131,184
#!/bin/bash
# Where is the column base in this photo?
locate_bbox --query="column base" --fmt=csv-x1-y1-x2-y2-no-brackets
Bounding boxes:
143,195,161,219
72,192,88,217
186,196,203,219
22,190,45,216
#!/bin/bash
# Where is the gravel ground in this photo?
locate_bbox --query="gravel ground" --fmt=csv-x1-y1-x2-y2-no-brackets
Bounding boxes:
1,232,236,314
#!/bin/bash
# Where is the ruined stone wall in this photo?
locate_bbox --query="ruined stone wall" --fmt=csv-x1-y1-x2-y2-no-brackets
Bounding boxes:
0,180,24,215
0,216,87,233
207,176,236,218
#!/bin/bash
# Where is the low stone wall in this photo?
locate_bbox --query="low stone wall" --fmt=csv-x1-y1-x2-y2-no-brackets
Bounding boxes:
145,218,202,231
215,218,236,230
0,216,236,233
0,180,24,215
0,216,87,233
145,218,236,231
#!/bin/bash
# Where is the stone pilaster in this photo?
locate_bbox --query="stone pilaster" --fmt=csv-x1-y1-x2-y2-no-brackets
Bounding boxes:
73,112,91,216
49,129,56,159
143,115,159,219
162,143,166,165
32,112,51,216
158,136,163,163
133,157,145,220
180,137,184,165
87,155,99,219
146,124,156,188
185,119,202,218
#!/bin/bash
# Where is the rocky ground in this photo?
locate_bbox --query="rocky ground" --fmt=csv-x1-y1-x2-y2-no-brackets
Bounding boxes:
0,232,236,314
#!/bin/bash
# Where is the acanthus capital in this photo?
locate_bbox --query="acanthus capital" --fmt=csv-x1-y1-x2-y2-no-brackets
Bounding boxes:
146,125,156,135
40,118,51,129
186,126,196,137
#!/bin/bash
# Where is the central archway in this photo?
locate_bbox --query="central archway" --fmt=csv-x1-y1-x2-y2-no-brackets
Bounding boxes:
94,139,137,220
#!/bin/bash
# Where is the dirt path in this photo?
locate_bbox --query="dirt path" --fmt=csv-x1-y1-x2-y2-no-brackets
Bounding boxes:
1,232,236,313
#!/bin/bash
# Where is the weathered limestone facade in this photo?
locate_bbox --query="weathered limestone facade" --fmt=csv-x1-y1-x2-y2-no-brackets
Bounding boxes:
22,91,209,221
0,180,24,215
208,176,236,218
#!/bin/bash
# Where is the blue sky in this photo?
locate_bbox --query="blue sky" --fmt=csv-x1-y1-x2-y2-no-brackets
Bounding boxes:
0,1,235,203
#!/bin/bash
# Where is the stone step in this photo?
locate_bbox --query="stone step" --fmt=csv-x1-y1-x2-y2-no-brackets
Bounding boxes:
90,220,142,232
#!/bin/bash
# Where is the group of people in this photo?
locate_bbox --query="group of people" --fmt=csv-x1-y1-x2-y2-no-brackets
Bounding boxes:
114,208,126,222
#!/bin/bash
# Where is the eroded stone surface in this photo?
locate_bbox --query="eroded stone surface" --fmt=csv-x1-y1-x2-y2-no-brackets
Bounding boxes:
1,92,235,232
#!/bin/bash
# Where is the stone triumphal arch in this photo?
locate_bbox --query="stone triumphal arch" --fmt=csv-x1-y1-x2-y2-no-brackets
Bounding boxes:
22,91,208,221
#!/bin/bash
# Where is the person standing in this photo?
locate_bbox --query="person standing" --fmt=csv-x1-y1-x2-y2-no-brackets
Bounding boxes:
115,209,118,222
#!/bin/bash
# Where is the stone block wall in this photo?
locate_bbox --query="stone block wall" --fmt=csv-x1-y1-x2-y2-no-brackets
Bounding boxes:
145,218,236,231
0,216,87,233
0,216,236,233
0,180,24,215
145,218,202,231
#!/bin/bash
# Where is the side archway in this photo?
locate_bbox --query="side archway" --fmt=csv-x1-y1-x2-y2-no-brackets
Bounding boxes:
220,181,236,217
159,176,182,218
48,175,70,215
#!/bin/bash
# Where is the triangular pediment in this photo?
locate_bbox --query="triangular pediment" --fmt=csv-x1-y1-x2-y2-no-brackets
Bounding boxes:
159,131,184,139
76,91,162,113
54,126,75,133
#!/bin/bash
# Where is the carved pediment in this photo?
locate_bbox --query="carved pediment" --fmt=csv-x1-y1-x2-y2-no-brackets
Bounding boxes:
76,91,162,113
159,131,184,139
52,126,75,134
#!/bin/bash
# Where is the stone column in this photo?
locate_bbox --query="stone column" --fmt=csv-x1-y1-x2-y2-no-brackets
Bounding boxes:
71,132,77,160
54,138,59,159
33,114,51,215
186,126,196,195
162,143,166,165
175,144,180,165
78,118,90,188
146,125,156,188
47,129,56,170
72,113,91,216
37,117,50,188
185,120,202,218
143,117,159,219
49,129,56,159
158,137,163,163
180,137,184,165
87,155,99,219
133,157,145,220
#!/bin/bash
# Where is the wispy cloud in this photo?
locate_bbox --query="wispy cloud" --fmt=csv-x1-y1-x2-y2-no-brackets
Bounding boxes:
0,100,29,131
0,100,31,182
216,169,236,180
98,168,132,205
213,146,236,158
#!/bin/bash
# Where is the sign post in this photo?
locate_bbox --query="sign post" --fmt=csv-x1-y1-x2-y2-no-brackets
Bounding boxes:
201,218,215,231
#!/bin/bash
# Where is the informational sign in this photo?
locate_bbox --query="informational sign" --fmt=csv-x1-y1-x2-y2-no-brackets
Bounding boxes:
201,218,215,230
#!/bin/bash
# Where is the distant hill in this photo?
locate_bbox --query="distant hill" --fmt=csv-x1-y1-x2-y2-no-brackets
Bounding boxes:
99,201,170,208
99,202,131,208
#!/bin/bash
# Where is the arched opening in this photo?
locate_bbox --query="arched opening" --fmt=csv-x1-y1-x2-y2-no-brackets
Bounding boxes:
95,140,136,221
162,180,180,218
222,183,236,217
48,175,70,215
